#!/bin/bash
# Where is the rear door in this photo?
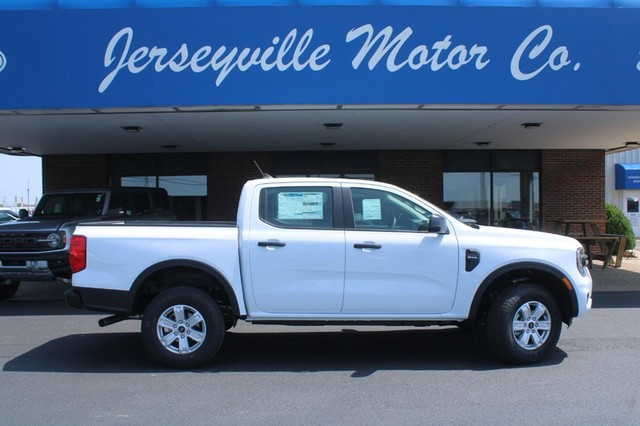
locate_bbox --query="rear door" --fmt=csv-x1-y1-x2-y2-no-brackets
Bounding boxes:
247,184,345,314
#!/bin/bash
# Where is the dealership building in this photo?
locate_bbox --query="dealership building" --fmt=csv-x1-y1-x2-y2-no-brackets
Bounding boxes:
1,0,640,230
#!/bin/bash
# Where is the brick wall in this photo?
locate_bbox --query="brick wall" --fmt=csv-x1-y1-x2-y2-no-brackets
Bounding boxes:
205,150,445,220
42,155,108,191
377,150,444,207
40,150,605,231
207,152,273,220
540,150,605,233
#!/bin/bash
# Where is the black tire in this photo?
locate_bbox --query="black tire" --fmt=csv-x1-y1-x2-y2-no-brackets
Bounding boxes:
0,281,20,301
486,284,562,365
141,287,225,369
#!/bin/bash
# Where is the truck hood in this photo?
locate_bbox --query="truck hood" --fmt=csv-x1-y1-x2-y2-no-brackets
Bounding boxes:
461,223,580,250
0,217,81,232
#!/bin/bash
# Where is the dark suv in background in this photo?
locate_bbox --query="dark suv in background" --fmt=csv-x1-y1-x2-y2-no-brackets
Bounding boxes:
0,187,173,300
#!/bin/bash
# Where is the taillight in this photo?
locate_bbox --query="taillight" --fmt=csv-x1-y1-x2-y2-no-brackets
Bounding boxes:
70,235,87,274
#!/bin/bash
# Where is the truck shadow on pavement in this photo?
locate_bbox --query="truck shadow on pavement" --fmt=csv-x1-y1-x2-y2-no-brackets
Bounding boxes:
3,267,638,375
2,327,568,375
0,299,96,317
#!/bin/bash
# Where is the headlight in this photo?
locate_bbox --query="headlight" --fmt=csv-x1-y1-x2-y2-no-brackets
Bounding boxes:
38,232,64,249
576,247,589,277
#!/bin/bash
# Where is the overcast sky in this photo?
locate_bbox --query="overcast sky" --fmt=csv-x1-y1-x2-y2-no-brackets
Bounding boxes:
0,154,42,208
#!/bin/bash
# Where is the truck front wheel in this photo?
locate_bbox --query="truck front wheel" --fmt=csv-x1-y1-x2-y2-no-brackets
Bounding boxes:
486,284,562,364
141,287,225,369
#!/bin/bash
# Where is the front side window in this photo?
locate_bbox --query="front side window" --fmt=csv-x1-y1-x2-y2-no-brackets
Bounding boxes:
260,187,334,229
350,188,432,232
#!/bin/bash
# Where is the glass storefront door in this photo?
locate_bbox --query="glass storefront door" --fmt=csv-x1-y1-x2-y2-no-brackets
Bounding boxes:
443,172,490,225
444,171,539,229
492,172,539,230
443,151,540,229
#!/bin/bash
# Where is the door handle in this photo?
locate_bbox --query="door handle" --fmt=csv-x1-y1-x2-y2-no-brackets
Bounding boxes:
258,241,286,248
354,243,382,250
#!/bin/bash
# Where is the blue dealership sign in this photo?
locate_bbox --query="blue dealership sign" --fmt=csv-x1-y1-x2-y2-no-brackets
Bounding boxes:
0,6,639,109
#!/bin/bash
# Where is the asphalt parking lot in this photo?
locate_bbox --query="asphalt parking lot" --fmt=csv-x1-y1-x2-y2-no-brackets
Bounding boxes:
1,261,639,425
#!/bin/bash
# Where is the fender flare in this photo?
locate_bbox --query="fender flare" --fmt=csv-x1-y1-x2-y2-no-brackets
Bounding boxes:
467,262,579,323
130,259,241,317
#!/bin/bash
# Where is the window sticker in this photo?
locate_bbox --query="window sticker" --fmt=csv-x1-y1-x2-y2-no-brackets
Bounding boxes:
362,198,382,220
278,192,324,220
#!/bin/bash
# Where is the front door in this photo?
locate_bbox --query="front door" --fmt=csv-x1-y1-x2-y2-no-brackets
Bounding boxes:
343,186,459,314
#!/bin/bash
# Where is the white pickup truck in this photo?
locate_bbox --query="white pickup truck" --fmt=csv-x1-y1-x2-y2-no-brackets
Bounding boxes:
65,177,592,368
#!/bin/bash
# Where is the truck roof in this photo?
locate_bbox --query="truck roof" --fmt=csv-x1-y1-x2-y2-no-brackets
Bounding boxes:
42,187,168,195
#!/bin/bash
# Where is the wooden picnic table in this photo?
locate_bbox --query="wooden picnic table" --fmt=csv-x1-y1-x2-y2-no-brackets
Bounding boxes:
555,220,626,268
556,219,607,237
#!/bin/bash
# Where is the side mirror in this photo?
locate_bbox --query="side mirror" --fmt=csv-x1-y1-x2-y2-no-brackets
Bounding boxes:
428,215,449,234
18,209,29,220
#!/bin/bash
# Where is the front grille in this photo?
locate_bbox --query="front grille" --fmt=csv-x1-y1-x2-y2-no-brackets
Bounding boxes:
0,232,63,252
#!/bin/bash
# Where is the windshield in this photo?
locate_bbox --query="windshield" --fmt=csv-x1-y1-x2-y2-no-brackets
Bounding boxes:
34,193,106,217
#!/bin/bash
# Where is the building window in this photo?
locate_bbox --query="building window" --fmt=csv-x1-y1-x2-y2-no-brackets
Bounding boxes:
121,175,207,221
110,153,208,220
443,151,540,229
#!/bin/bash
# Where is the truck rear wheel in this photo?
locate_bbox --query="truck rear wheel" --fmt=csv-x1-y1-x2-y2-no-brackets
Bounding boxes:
141,287,225,369
0,281,20,301
486,283,561,364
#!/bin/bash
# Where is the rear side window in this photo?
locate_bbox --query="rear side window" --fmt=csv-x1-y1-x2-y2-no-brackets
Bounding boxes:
260,187,333,229
130,194,152,216
109,191,169,217
152,192,170,212
108,193,131,215
35,193,105,216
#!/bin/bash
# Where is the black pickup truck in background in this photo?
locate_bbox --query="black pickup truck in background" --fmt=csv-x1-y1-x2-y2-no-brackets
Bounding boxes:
0,187,173,300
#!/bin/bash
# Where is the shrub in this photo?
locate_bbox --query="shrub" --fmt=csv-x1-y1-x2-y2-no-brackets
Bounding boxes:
605,203,636,251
